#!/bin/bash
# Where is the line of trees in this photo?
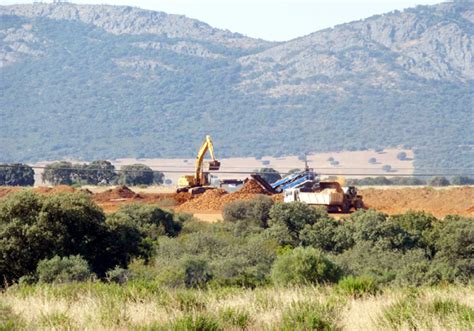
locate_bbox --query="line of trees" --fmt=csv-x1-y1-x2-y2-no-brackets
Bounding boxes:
41,161,164,186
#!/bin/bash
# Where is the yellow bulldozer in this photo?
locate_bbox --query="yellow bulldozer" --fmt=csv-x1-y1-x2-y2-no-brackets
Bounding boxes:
177,135,221,194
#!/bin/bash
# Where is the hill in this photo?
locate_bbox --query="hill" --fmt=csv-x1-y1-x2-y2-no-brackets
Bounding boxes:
0,2,473,172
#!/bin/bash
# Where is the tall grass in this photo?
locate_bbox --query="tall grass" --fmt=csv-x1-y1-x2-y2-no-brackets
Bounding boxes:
1,282,472,330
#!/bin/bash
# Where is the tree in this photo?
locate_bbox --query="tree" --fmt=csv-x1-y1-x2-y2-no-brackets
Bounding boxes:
42,161,75,185
223,195,274,228
397,152,407,160
0,191,121,283
368,157,377,164
81,160,117,185
382,165,392,172
0,163,34,186
428,176,450,187
271,247,341,285
254,168,281,184
450,176,474,186
268,202,328,246
119,164,162,185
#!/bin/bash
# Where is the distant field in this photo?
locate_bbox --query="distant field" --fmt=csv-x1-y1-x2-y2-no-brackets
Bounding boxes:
31,148,413,186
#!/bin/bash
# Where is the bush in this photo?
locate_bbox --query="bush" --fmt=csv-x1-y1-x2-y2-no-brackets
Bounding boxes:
368,157,377,164
271,247,341,285
182,259,213,288
106,266,132,284
300,218,354,253
450,176,474,185
382,164,392,172
337,275,379,297
280,301,340,331
42,161,75,185
36,255,93,284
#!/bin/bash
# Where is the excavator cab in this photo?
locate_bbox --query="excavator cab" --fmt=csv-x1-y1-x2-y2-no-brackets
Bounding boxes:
208,160,221,171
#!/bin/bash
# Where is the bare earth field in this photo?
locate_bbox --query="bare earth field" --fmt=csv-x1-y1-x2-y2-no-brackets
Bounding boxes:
0,183,472,220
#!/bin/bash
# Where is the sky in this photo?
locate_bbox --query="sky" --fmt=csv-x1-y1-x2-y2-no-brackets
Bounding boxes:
0,0,443,41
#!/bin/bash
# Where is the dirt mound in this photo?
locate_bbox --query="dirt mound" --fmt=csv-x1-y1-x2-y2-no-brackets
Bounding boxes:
176,186,271,212
0,187,22,198
237,179,267,194
361,187,474,218
94,186,138,201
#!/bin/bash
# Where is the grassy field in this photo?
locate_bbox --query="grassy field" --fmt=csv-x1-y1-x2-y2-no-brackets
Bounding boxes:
1,283,473,330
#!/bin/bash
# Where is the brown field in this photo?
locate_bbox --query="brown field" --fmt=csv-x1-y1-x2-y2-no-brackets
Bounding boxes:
31,148,413,186
0,182,472,220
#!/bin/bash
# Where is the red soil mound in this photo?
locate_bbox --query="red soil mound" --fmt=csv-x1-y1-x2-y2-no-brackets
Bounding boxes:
94,186,138,201
237,179,267,194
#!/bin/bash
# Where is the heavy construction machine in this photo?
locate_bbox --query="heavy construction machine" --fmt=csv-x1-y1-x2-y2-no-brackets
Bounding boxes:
177,135,221,194
251,160,363,213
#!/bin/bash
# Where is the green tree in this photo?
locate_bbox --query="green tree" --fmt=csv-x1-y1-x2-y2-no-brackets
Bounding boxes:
268,202,327,246
428,176,450,186
397,152,407,160
119,164,163,185
0,191,121,283
223,195,274,228
81,160,117,185
271,247,341,285
42,161,75,185
0,163,34,186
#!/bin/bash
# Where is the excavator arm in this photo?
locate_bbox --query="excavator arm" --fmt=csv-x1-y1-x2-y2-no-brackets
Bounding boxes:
194,135,220,185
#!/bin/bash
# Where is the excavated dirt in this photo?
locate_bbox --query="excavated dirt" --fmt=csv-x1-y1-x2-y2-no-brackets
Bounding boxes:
360,187,474,218
94,186,139,202
176,180,272,212
0,186,22,198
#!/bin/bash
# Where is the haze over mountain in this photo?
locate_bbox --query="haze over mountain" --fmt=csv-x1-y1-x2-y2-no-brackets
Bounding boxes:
0,2,472,172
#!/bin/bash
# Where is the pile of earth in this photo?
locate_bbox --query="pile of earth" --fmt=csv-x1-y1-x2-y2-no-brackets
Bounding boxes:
176,180,272,212
34,185,76,194
94,186,140,201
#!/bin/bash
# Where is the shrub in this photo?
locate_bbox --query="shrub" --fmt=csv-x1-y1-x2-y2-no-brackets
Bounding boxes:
450,176,474,185
368,157,377,164
280,301,340,331
182,259,213,288
382,164,392,172
36,255,93,284
106,266,132,284
337,275,379,297
379,296,474,330
271,247,341,285
168,314,222,331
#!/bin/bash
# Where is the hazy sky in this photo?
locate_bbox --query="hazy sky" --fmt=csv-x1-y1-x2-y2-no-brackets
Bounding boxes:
0,0,443,41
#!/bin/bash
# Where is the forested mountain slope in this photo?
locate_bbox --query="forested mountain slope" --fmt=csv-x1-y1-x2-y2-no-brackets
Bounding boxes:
0,2,472,172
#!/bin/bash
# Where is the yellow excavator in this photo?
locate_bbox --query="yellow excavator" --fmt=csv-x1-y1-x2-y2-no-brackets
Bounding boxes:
177,135,221,194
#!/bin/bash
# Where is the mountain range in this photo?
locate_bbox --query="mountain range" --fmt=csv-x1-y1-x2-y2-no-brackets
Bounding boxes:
0,2,473,172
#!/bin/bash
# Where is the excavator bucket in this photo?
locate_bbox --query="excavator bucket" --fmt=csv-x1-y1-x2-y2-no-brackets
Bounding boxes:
208,160,221,171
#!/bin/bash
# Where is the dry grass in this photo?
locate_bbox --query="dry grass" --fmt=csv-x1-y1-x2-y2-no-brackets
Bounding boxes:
1,283,472,330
